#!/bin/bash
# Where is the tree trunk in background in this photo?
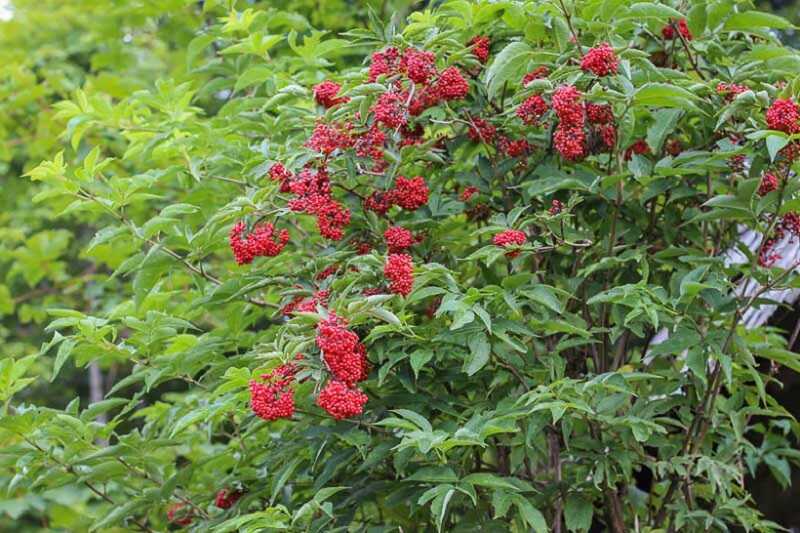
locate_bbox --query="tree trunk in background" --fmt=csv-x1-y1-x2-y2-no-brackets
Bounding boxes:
89,362,106,424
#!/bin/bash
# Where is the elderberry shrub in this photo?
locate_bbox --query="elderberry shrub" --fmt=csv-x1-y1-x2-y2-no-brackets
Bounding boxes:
15,1,800,531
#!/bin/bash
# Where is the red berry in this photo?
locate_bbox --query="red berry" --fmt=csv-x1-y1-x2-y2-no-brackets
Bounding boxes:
167,503,193,527
460,186,479,201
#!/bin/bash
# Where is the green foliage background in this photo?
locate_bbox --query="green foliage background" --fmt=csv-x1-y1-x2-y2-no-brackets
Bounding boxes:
2,0,800,532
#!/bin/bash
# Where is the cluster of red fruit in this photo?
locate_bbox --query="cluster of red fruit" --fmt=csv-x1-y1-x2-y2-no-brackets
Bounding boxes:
228,221,290,265
759,212,800,267
662,18,692,41
315,314,369,419
249,359,301,421
493,229,527,258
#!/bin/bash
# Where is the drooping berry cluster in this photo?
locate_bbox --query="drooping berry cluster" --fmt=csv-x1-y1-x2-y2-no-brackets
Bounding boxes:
391,176,430,210
249,360,301,421
460,186,479,201
306,122,353,155
580,42,618,77
552,85,586,161
766,98,800,134
229,221,290,265
282,289,330,316
316,314,369,385
316,379,369,420
586,103,616,152
384,253,414,296
285,167,351,241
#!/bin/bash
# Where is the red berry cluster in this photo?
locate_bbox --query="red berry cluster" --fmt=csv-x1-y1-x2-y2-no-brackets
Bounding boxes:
400,48,437,84
384,253,414,296
552,85,586,161
313,80,349,108
286,167,351,241
214,488,244,510
268,162,292,192
469,35,491,63
249,360,300,421
580,42,618,77
493,229,527,258
760,212,800,266
229,221,290,265
716,82,748,102
392,176,430,210
498,137,532,158
549,199,563,215
662,19,692,41
316,314,369,385
624,139,650,161
384,226,415,253
586,103,616,151
522,66,549,86
316,379,369,420
766,98,800,134
468,117,497,144
372,92,407,129
460,186,479,201
282,289,330,316
758,172,779,196
306,121,353,155
516,95,549,126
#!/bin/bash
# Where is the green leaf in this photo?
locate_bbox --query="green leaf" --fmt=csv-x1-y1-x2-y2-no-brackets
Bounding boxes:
512,495,548,532
464,334,491,375
410,349,435,378
486,41,533,99
724,11,793,31
646,109,682,153
565,495,594,532
235,65,272,92
634,83,701,111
